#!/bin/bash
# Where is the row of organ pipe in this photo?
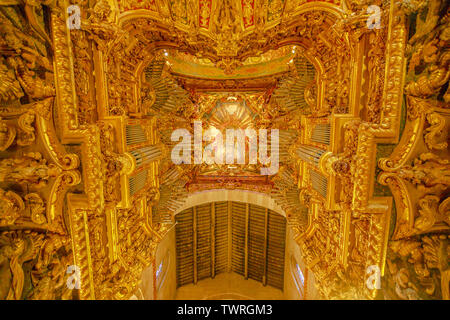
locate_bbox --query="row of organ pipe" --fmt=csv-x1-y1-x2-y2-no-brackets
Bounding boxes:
126,124,147,145
272,57,315,113
130,145,162,168
149,78,189,113
152,207,173,224
128,169,148,196
144,60,190,114
272,78,311,112
310,170,328,198
269,167,307,225
154,166,190,215
294,56,315,79
279,130,297,162
145,60,165,79
161,167,181,185
311,124,330,145
295,145,326,166
157,181,188,212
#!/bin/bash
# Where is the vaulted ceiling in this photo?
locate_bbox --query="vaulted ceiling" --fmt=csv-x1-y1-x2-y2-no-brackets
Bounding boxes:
175,201,286,290
0,0,448,302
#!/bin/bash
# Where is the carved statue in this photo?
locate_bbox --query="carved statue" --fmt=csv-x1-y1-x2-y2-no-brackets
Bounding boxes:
0,152,61,187
406,0,443,45
387,235,449,299
398,153,450,193
17,110,36,146
24,193,46,224
13,58,54,99
404,0,449,99
0,188,24,225
83,0,120,51
0,118,16,151
0,58,23,102
424,112,448,150
393,267,421,300
30,234,72,300
212,0,242,57
0,231,44,300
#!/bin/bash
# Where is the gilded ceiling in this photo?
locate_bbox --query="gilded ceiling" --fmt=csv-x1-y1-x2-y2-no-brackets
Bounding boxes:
0,0,448,301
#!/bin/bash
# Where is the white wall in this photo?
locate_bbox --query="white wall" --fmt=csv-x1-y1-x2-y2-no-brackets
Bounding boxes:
139,264,153,299
155,227,177,300
139,227,177,300
283,225,320,300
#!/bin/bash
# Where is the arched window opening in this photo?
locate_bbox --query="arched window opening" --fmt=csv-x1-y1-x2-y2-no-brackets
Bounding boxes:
156,251,171,292
291,256,307,299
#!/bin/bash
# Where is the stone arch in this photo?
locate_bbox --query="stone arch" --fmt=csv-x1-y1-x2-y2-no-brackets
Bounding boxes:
174,189,286,216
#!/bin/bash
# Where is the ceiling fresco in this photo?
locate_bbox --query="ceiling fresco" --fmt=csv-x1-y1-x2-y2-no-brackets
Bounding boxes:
117,0,341,30
167,46,295,79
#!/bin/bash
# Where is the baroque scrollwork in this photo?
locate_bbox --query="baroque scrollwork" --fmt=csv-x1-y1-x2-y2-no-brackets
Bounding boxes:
377,0,449,300
0,0,447,301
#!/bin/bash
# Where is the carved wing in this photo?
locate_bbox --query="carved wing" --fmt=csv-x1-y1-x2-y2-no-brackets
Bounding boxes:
0,60,23,102
19,233,44,264
0,0,21,5
422,236,442,269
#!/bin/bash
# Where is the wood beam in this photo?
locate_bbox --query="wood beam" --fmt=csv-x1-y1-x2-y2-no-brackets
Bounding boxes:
244,203,249,280
152,259,157,300
227,201,232,272
211,202,215,278
304,269,309,300
193,206,197,284
263,208,268,286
